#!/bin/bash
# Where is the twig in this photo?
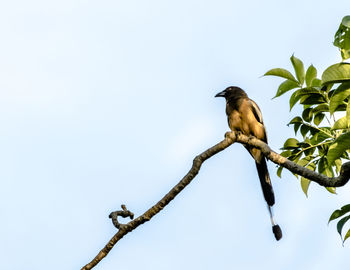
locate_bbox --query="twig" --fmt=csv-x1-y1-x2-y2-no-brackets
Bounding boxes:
109,205,134,229
81,131,350,269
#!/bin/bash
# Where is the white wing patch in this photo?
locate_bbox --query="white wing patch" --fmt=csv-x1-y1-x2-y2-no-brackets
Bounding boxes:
249,99,264,124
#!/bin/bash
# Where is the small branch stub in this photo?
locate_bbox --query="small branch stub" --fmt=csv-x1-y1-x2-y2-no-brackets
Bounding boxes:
109,204,134,229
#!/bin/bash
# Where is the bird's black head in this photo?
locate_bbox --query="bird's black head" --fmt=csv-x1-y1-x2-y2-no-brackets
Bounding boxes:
215,86,247,99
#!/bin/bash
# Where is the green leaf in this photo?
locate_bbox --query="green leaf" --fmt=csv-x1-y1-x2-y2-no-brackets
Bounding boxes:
310,133,319,145
318,127,333,139
312,104,329,114
300,124,309,137
311,78,322,87
318,157,327,174
321,63,350,85
341,45,350,61
327,132,350,164
307,161,316,170
347,102,350,126
342,151,350,159
288,116,303,124
288,152,302,163
337,215,350,240
294,123,302,134
315,137,330,149
330,210,343,223
305,65,317,87
283,138,299,149
290,90,302,110
313,113,325,126
264,68,299,84
301,177,311,197
326,187,337,194
297,156,312,167
280,150,292,157
332,116,349,130
303,124,320,136
273,80,300,98
277,166,283,178
290,55,305,85
318,143,330,156
344,229,350,243
302,108,313,122
298,140,311,148
342,16,350,28
335,158,342,173
334,16,350,60
324,166,334,177
297,87,323,95
304,147,315,156
299,94,325,105
341,204,350,213
329,83,350,115
329,204,350,223
299,162,315,197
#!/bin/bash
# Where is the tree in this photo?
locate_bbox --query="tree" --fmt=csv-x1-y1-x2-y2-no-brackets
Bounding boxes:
81,16,350,269
264,15,350,244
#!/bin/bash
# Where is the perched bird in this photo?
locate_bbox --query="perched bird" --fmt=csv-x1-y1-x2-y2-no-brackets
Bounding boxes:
215,86,282,241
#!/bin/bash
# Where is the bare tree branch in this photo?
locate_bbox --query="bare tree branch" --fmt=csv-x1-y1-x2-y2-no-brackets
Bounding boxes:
81,131,350,270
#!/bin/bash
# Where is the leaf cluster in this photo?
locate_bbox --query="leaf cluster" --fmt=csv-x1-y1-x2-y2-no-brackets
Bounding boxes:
329,204,350,244
334,16,350,60
264,16,350,243
265,56,350,195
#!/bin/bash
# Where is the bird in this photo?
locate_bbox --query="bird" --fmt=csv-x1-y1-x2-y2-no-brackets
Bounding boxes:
215,86,282,241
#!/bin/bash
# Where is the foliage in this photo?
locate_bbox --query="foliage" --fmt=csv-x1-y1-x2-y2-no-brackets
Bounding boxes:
334,16,350,60
329,204,350,244
264,16,350,243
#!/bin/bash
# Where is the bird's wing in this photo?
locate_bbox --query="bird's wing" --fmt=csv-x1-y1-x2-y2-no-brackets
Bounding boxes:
248,99,263,124
248,99,268,143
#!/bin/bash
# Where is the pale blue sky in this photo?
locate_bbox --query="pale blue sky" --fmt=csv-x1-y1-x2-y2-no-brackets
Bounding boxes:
0,1,349,269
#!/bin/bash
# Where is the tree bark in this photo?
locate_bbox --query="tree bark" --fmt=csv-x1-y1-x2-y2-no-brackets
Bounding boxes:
81,131,350,270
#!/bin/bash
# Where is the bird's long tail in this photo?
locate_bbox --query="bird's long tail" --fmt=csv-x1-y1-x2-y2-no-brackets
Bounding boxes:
255,158,283,241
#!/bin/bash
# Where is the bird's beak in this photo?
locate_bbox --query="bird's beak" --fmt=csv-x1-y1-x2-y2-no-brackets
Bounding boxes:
215,90,226,98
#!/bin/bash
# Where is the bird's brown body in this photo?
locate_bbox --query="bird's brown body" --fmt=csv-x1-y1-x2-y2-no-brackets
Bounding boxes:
215,86,282,240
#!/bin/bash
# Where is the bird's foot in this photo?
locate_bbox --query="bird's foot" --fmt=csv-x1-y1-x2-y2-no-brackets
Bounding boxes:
224,131,232,138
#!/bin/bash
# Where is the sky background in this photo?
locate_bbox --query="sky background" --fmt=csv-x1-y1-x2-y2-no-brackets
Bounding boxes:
0,1,349,269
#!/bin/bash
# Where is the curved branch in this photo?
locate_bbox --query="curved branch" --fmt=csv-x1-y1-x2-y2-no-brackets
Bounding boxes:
109,205,134,229
81,134,236,269
81,131,350,269
227,132,350,187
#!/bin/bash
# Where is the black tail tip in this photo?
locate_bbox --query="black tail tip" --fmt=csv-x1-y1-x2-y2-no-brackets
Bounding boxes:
272,225,282,241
